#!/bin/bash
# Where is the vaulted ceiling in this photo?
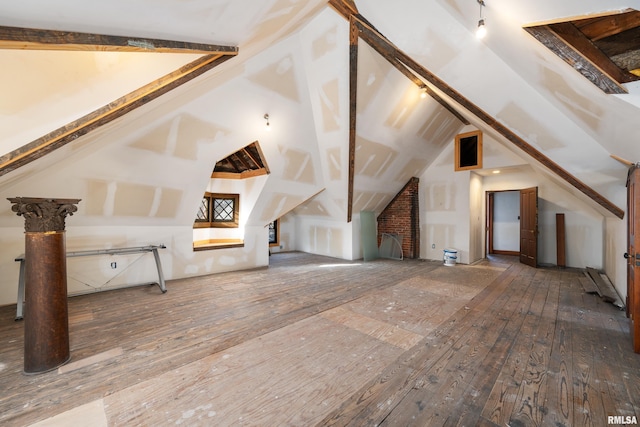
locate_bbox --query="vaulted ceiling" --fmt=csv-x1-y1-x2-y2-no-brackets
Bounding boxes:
0,0,638,226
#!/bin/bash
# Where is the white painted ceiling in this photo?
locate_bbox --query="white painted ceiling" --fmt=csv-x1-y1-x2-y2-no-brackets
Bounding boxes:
0,0,638,222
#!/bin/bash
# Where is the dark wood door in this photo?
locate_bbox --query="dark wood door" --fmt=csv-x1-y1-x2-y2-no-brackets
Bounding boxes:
486,192,494,255
519,187,538,267
627,166,640,353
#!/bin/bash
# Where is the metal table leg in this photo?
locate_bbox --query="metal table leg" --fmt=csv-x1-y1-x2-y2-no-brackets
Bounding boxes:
15,257,25,321
152,247,167,293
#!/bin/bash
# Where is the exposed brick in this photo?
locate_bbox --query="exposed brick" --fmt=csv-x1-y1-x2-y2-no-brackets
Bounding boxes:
377,177,419,259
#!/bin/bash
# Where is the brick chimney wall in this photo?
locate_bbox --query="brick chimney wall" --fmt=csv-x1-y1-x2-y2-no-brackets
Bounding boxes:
377,177,419,259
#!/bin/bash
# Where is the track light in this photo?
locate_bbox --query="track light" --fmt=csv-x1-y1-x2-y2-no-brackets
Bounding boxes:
476,0,487,39
264,113,271,131
420,86,428,99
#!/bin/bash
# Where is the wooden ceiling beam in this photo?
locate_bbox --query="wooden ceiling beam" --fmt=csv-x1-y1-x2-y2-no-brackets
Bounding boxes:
328,0,354,21
330,0,467,221
334,0,359,15
235,150,254,170
524,26,627,94
525,25,628,93
0,25,238,55
353,18,624,219
549,22,634,84
330,0,466,123
0,53,236,176
253,141,270,175
227,155,243,173
576,10,640,41
357,33,470,125
242,147,263,170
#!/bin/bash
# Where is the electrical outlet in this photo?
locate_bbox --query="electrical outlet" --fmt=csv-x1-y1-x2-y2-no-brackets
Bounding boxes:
110,262,117,269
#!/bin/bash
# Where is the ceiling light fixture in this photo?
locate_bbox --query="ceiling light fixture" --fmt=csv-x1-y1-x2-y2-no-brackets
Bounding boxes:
476,0,487,39
420,86,428,99
264,113,271,131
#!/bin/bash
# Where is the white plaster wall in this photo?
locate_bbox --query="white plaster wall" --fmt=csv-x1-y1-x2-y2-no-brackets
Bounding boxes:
420,143,471,264
269,210,358,260
0,226,28,306
482,133,605,269
193,174,268,242
469,172,484,263
358,0,630,212
268,212,296,255
0,0,632,308
350,214,362,261
483,171,604,269
419,130,607,270
294,216,354,260
0,224,269,306
298,9,350,225
605,217,628,302
0,51,200,156
0,26,325,306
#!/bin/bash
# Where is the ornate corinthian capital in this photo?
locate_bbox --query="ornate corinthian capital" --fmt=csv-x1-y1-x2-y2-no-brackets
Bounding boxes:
8,197,81,232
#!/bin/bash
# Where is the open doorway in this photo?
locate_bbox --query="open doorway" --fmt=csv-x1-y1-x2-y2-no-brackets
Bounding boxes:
486,187,538,267
486,190,520,256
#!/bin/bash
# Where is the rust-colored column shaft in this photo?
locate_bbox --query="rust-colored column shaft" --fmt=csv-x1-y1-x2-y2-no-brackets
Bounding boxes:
24,231,70,374
8,196,80,375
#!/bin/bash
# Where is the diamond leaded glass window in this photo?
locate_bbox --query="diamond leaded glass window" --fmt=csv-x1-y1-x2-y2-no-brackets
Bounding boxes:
213,198,235,222
196,197,210,221
194,192,239,228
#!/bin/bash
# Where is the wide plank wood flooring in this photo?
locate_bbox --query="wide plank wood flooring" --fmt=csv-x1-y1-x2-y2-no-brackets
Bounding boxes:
0,252,638,426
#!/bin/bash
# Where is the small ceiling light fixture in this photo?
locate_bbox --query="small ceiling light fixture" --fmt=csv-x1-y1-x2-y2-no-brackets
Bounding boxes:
476,0,487,39
420,86,428,99
264,113,271,131
492,169,501,174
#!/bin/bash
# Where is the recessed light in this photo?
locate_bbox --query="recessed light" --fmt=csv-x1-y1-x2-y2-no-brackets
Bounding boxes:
492,170,501,174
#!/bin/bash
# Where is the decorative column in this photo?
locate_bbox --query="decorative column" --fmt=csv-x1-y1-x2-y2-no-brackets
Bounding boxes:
8,197,80,374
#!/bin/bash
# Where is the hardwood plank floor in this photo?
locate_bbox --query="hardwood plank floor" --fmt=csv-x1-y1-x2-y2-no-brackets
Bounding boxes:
0,252,638,426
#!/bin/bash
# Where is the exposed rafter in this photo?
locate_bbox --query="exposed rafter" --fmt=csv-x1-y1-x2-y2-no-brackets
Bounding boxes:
523,9,640,94
329,0,466,122
352,18,624,219
331,0,468,222
525,25,628,94
329,0,357,19
0,25,239,55
0,53,236,176
211,141,270,180
339,0,359,15
372,47,470,125
330,1,624,218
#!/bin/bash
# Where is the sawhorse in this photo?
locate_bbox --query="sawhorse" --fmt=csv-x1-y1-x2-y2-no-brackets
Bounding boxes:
14,244,167,320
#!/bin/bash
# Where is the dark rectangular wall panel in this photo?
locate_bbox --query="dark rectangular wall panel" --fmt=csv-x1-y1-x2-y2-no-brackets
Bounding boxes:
556,213,566,268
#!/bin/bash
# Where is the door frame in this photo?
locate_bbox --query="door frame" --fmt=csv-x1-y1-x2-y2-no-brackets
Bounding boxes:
485,187,538,268
627,165,640,352
485,190,521,257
